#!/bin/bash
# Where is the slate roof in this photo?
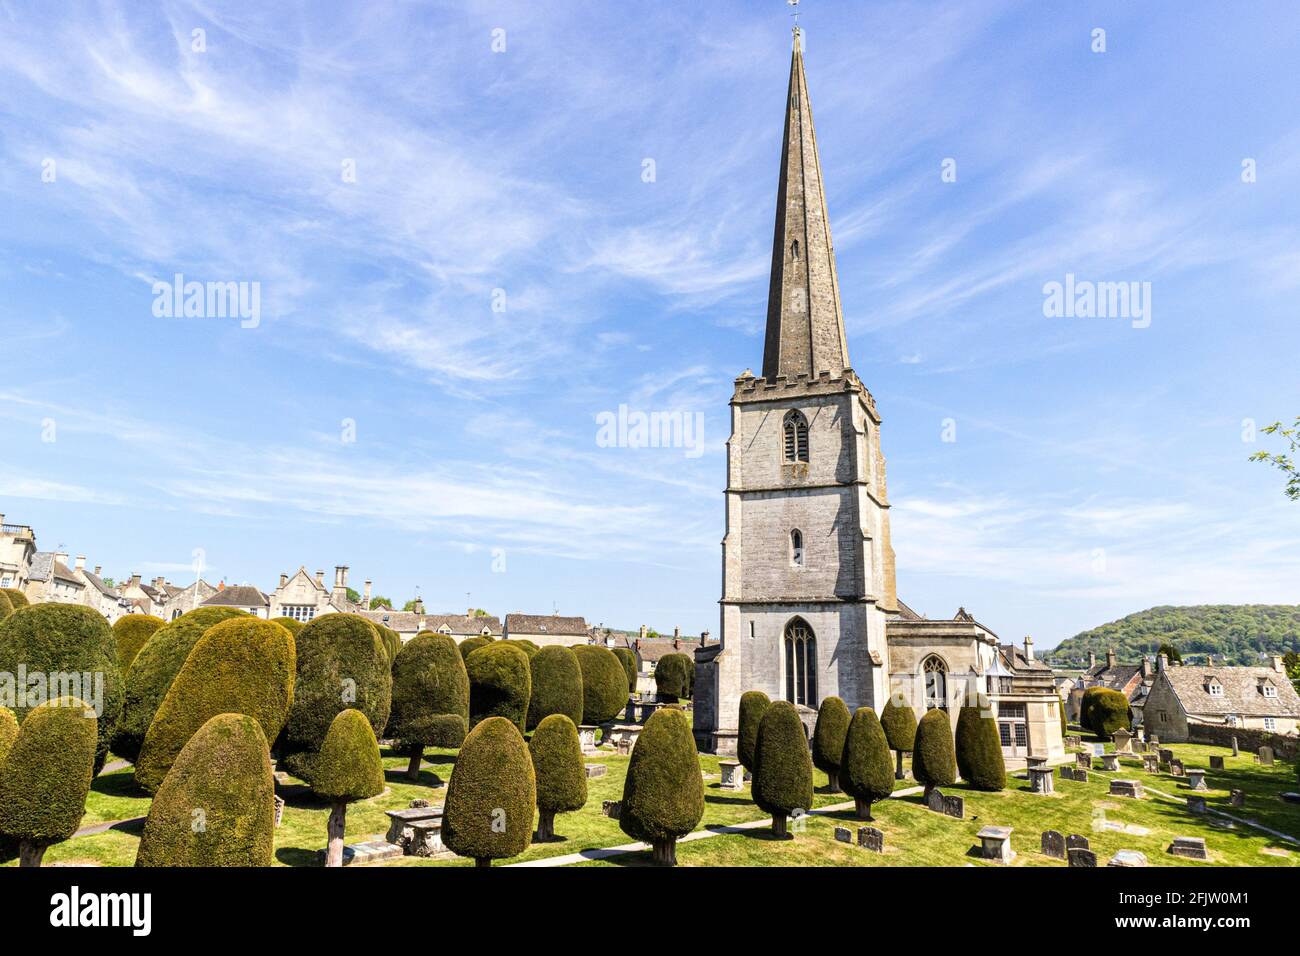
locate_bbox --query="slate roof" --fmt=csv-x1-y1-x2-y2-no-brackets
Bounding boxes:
80,569,119,597
1161,665,1300,718
421,614,502,636
1000,644,1052,673
895,599,925,622
359,609,422,633
505,614,589,637
27,553,82,586
1084,662,1143,688
202,585,269,608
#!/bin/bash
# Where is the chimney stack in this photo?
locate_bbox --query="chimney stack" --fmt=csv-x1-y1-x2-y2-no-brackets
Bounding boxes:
1106,647,1116,670
1140,657,1151,678
1272,655,1285,675
639,624,647,639
673,625,681,640
1207,654,1215,667
331,566,349,604
701,630,710,646
279,572,288,588
414,598,425,615
1157,653,1168,673
1024,634,1035,662
55,551,69,568
314,569,325,587
93,565,101,576
129,573,141,588
75,555,86,571
153,576,165,589
1088,651,1096,669
363,580,372,609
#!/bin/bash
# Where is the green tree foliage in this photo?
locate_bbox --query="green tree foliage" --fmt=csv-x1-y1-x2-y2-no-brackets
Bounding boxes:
839,707,893,819
528,714,587,841
0,697,97,866
811,696,851,792
654,652,695,701
134,617,296,793
572,645,628,724
611,647,638,693
375,624,402,665
458,636,490,660
272,616,305,636
0,706,17,765
313,709,385,867
954,703,1006,791
752,700,813,838
738,690,770,773
1158,642,1182,664
112,614,165,671
0,603,123,773
618,708,703,865
442,716,535,867
389,633,470,779
526,645,584,731
1080,686,1132,739
510,639,539,658
114,606,246,763
880,695,918,780
134,713,275,867
369,596,393,610
0,590,12,619
1249,416,1300,500
911,708,956,794
280,613,392,784
1,588,29,609
466,642,532,733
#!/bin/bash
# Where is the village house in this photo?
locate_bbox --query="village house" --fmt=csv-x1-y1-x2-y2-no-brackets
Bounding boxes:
418,610,502,643
72,558,132,623
267,566,363,622
503,613,590,648
22,551,86,605
1142,654,1300,741
201,584,271,618
0,514,36,590
1066,648,1153,724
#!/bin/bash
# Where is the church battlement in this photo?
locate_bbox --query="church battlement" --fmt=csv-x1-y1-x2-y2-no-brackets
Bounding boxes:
731,366,879,417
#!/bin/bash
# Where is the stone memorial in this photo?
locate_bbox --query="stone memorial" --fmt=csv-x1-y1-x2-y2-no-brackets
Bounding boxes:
1066,735,1082,749
719,759,745,791
1230,735,1238,756
1159,748,1175,765
1029,766,1055,794
1112,728,1134,754
1109,779,1143,799
1040,829,1065,860
1170,759,1185,777
1076,751,1092,770
1108,850,1148,867
834,826,853,844
1148,734,1160,748
1141,753,1159,773
578,724,600,753
319,840,402,867
624,697,638,722
1067,847,1097,867
602,799,622,819
1168,836,1208,860
1187,794,1207,814
1100,753,1120,772
976,825,1013,864
1186,768,1208,791
1209,755,1225,770
1230,789,1245,807
857,826,884,853
1067,834,1089,851
385,806,444,852
585,763,608,778
1257,746,1275,766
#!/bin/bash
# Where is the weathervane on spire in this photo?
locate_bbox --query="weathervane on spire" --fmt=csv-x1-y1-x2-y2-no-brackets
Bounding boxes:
788,0,803,48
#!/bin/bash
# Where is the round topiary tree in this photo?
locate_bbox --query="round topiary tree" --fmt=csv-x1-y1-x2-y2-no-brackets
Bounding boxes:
510,639,539,658
654,652,694,702
442,716,536,867
134,617,296,793
954,702,1006,791
880,695,918,780
911,708,957,796
1080,686,1131,740
112,614,165,672
0,590,12,619
312,709,385,867
738,690,771,774
529,714,587,841
619,707,704,865
840,707,893,819
280,613,392,784
1,588,28,609
114,606,246,763
0,706,18,765
0,603,123,774
389,633,471,779
526,645,584,731
375,624,401,666
572,645,628,725
811,696,851,792
272,616,305,636
753,700,814,838
458,636,490,660
0,697,97,866
134,712,276,867
611,647,637,691
466,642,532,733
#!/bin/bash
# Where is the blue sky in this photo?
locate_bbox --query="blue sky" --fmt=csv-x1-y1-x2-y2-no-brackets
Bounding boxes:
1,1,1298,647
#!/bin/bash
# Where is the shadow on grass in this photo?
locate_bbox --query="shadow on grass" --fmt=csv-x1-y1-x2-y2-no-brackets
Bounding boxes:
704,794,752,806
92,770,147,800
384,767,445,789
275,847,321,867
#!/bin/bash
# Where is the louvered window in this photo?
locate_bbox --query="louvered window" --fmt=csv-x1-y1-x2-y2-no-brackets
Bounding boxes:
783,410,809,463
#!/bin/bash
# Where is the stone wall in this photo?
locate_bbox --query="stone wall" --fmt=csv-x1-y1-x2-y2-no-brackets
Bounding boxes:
1186,723,1299,759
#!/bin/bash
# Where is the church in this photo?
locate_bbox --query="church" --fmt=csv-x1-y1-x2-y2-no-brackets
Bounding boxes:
693,30,1064,770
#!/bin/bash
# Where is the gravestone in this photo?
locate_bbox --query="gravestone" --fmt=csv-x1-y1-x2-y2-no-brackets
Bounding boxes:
602,799,622,819
1067,847,1097,867
1186,768,1208,791
1029,766,1055,794
319,840,402,867
1100,753,1120,772
578,725,600,754
1109,779,1143,799
943,794,965,819
976,826,1013,864
1209,755,1225,770
1112,728,1134,754
1231,736,1239,756
926,788,945,813
1230,789,1245,807
585,763,608,779
1141,753,1158,773
1169,758,1185,777
857,826,884,853
1159,748,1175,765
1060,766,1089,784
1168,836,1208,860
1257,746,1275,766
1108,850,1148,867
1040,830,1066,860
1132,741,1146,754
1076,751,1092,770
385,806,443,851
1187,794,1207,814
719,759,744,791
834,826,853,844
409,819,446,857
274,795,285,827
1066,735,1082,749
1067,834,1090,852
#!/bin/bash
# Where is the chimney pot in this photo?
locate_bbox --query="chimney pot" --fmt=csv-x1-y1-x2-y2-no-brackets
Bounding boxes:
1106,647,1116,670
334,566,348,588
363,580,372,609
1088,651,1096,669
74,555,86,571
314,569,324,587
279,572,288,588
1157,653,1168,673
94,565,101,576
1272,655,1285,675
129,573,141,587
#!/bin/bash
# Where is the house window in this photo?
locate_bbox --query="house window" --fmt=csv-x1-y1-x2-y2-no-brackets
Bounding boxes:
282,605,316,622
922,656,948,711
1207,681,1223,697
782,410,809,464
1265,717,1277,731
784,618,817,707
1159,711,1169,723
1264,685,1278,698
790,529,804,566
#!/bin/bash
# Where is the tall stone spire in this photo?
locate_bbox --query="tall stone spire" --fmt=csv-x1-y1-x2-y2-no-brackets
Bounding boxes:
761,27,850,380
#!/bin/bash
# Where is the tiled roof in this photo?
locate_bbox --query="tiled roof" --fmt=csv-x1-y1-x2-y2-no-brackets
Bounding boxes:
28,553,82,586
505,614,589,637
422,614,502,636
1162,665,1300,717
80,570,118,597
202,585,269,608
359,609,422,633
1084,662,1143,687
895,599,925,622
1000,644,1052,673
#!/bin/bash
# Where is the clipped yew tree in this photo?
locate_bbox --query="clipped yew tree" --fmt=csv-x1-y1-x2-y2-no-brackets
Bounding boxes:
112,614,165,671
0,697,97,866
911,708,957,795
134,617,296,793
375,624,402,665
1,587,28,609
280,613,392,784
811,696,851,792
611,647,638,694
442,716,536,867
738,690,771,773
510,639,539,658
1081,686,1131,740
955,702,1006,791
114,606,245,763
0,590,11,619
272,616,305,636
840,707,893,819
458,636,490,660
0,706,18,765
619,707,704,865
135,713,275,867
0,603,123,773
466,642,532,732
526,645,584,731
753,700,814,838
529,714,587,841
313,709,385,868
654,653,694,702
573,645,628,725
880,695,918,779
389,633,470,779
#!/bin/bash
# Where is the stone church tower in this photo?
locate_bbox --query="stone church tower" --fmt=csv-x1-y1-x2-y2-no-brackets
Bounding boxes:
695,30,898,755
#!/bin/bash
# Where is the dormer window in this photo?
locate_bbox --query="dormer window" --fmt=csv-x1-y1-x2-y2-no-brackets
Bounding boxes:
790,529,804,567
1206,679,1223,697
783,410,809,464
1263,683,1278,699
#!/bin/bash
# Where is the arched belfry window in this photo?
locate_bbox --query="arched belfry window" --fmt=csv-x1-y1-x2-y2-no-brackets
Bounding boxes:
783,410,809,464
784,618,817,707
790,529,804,566
922,655,948,710
791,239,800,260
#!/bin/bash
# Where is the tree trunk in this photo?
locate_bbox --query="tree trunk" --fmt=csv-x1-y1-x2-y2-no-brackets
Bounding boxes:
406,747,423,781
854,797,872,821
325,803,347,868
475,858,492,868
536,809,556,842
895,750,905,779
652,839,677,866
826,769,840,793
772,812,789,839
923,784,935,801
17,841,46,868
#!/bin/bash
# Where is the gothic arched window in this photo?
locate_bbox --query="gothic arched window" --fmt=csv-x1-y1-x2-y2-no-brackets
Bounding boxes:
783,410,809,464
922,655,948,710
784,618,817,706
790,529,804,566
